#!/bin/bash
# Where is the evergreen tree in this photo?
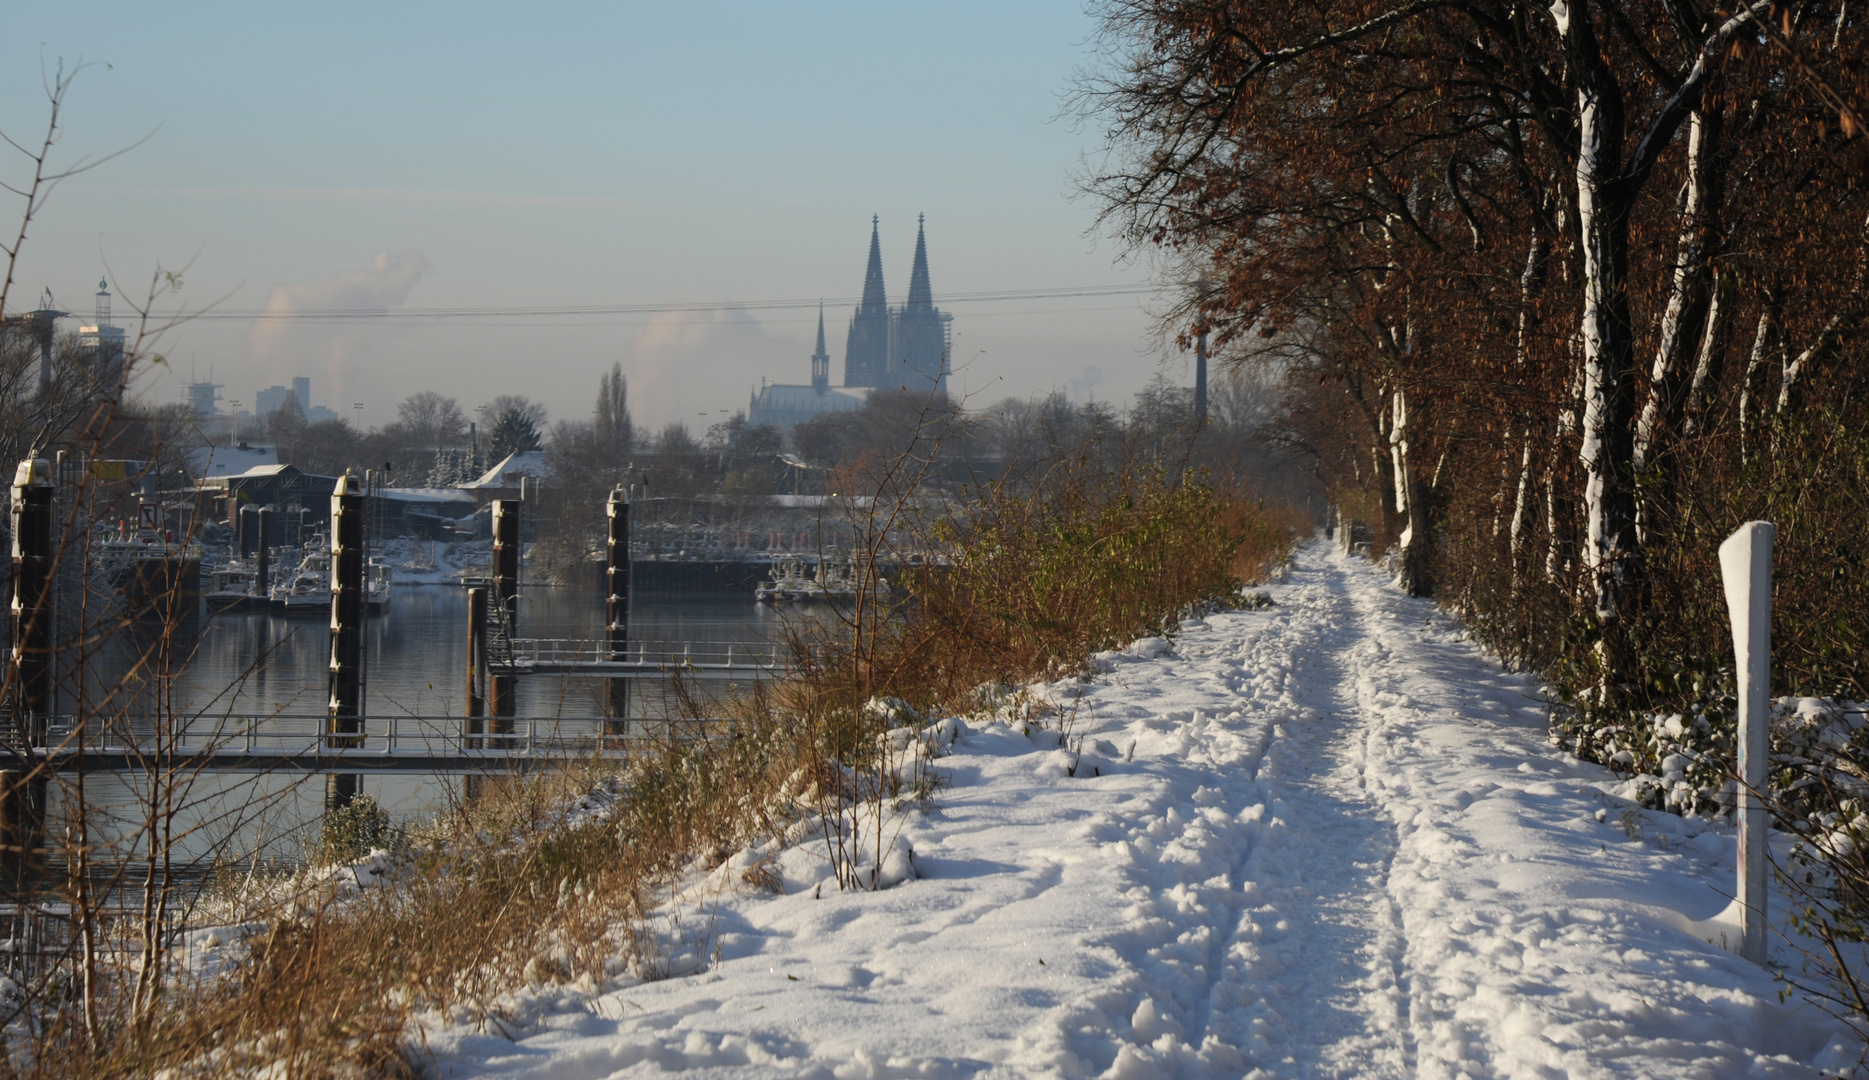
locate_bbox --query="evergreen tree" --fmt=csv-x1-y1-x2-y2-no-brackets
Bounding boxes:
488,407,542,462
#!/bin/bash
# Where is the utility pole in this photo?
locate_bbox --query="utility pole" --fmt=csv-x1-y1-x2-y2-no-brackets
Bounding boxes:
1194,326,1209,427
1193,279,1212,428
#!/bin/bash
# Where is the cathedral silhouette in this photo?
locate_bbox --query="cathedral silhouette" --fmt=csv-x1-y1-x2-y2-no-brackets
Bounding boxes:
747,216,952,430
842,214,951,394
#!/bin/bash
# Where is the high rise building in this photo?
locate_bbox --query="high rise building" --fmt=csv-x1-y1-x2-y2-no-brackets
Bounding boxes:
842,216,951,395
255,384,293,418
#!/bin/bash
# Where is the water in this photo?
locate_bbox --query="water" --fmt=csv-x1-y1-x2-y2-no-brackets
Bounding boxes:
55,582,810,869
165,583,790,718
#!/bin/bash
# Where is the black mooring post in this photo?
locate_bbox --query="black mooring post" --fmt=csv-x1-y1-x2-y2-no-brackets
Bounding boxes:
256,506,273,600
489,498,519,734
466,585,486,738
5,459,54,895
606,486,631,734
326,474,365,813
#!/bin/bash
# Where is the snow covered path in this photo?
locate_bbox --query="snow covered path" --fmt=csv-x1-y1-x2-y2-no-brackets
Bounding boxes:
427,543,1858,1079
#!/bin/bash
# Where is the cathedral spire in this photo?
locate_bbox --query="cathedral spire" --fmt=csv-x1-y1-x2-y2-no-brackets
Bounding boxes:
906,213,933,311
812,302,829,392
860,214,887,312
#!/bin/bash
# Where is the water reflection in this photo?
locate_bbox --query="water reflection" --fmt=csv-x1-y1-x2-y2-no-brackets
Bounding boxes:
53,583,819,867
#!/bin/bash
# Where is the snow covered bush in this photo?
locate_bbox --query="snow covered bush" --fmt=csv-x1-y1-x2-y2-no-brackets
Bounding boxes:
316,793,401,866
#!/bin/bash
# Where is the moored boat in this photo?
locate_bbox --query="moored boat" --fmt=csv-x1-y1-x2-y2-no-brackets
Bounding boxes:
269,542,332,617
204,559,266,614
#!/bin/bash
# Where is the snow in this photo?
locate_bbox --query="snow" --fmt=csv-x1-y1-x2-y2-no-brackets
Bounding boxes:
420,542,1861,1078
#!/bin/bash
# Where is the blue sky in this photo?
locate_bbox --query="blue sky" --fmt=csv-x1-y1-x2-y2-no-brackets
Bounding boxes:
2,1,1182,431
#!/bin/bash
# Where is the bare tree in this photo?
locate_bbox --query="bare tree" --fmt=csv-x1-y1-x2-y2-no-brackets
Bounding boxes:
393,390,467,450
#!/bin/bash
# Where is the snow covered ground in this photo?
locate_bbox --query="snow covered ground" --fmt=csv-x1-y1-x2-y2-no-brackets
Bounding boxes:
422,542,1862,1078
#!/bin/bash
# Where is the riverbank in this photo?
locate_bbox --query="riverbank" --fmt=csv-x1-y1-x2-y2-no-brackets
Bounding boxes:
416,542,1860,1078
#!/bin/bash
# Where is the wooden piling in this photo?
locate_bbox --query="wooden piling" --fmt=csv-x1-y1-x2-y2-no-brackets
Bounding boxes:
466,585,487,738
489,498,519,731
326,474,365,812
606,486,631,733
256,506,273,598
5,459,54,895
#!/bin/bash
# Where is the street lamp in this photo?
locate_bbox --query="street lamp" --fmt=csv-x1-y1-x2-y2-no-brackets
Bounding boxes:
353,402,364,428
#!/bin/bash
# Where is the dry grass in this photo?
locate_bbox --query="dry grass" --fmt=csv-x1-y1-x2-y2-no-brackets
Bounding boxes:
796,459,1305,716
11,712,815,1079
6,467,1303,1079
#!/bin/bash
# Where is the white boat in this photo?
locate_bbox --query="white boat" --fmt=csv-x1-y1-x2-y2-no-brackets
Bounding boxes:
367,556,393,613
754,555,813,602
204,558,266,613
755,555,888,604
269,543,332,618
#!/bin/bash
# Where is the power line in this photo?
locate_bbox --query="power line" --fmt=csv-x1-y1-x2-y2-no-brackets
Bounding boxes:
177,283,1159,322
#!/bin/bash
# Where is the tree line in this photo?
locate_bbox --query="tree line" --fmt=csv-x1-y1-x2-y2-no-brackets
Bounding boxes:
1079,0,1869,709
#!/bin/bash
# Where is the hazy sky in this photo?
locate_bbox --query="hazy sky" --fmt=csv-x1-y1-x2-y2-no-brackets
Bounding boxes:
2,2,1187,434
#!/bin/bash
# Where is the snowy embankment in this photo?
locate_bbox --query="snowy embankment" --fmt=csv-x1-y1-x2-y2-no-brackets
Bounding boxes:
425,542,1860,1078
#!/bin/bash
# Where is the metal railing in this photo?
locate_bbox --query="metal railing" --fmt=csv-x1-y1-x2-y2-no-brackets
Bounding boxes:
33,714,735,766
499,638,787,676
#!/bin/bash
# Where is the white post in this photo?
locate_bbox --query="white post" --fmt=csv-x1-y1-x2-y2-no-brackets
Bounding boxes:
1719,520,1775,966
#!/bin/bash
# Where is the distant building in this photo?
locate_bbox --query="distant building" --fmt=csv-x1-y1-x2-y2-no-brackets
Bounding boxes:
185,379,222,417
255,384,293,418
747,306,866,430
254,375,339,421
460,449,553,508
78,278,126,395
843,215,951,395
199,463,340,530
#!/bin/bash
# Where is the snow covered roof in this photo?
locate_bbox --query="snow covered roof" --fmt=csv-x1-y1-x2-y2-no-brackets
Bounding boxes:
378,486,475,504
463,450,553,490
186,444,279,479
747,383,866,429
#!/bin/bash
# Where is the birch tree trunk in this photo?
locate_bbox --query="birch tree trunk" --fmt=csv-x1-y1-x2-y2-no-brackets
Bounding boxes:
1739,301,1777,463
1682,265,1727,437
1634,109,1720,479
1552,0,1644,625
1390,385,1434,595
1777,210,1869,423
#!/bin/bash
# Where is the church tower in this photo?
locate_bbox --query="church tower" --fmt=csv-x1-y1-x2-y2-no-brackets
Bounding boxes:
893,214,948,395
843,216,890,387
811,303,830,392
